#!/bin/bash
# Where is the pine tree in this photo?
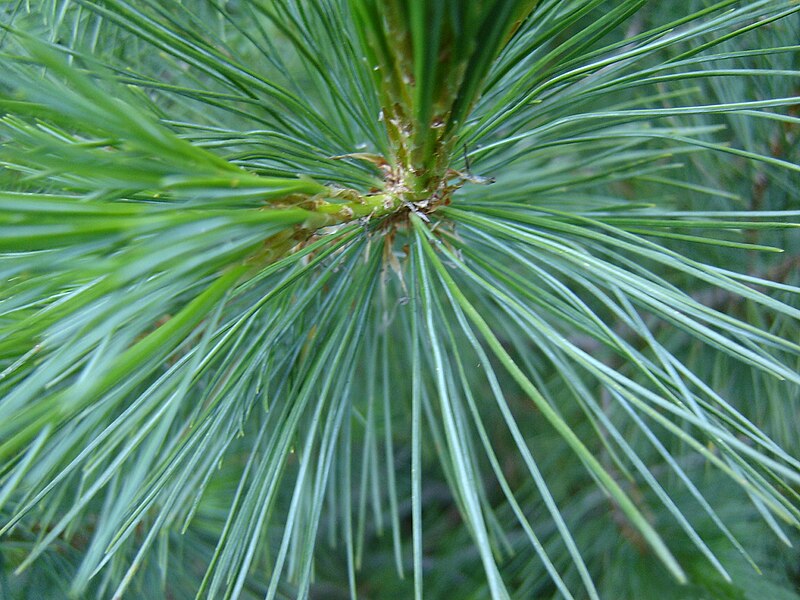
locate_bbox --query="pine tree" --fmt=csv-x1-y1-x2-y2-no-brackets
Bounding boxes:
1,1,799,598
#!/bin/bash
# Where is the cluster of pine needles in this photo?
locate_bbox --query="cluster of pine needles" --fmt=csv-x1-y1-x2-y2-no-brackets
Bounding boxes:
1,1,799,598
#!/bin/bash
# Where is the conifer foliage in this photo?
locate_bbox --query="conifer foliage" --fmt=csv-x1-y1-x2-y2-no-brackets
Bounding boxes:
1,1,799,598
